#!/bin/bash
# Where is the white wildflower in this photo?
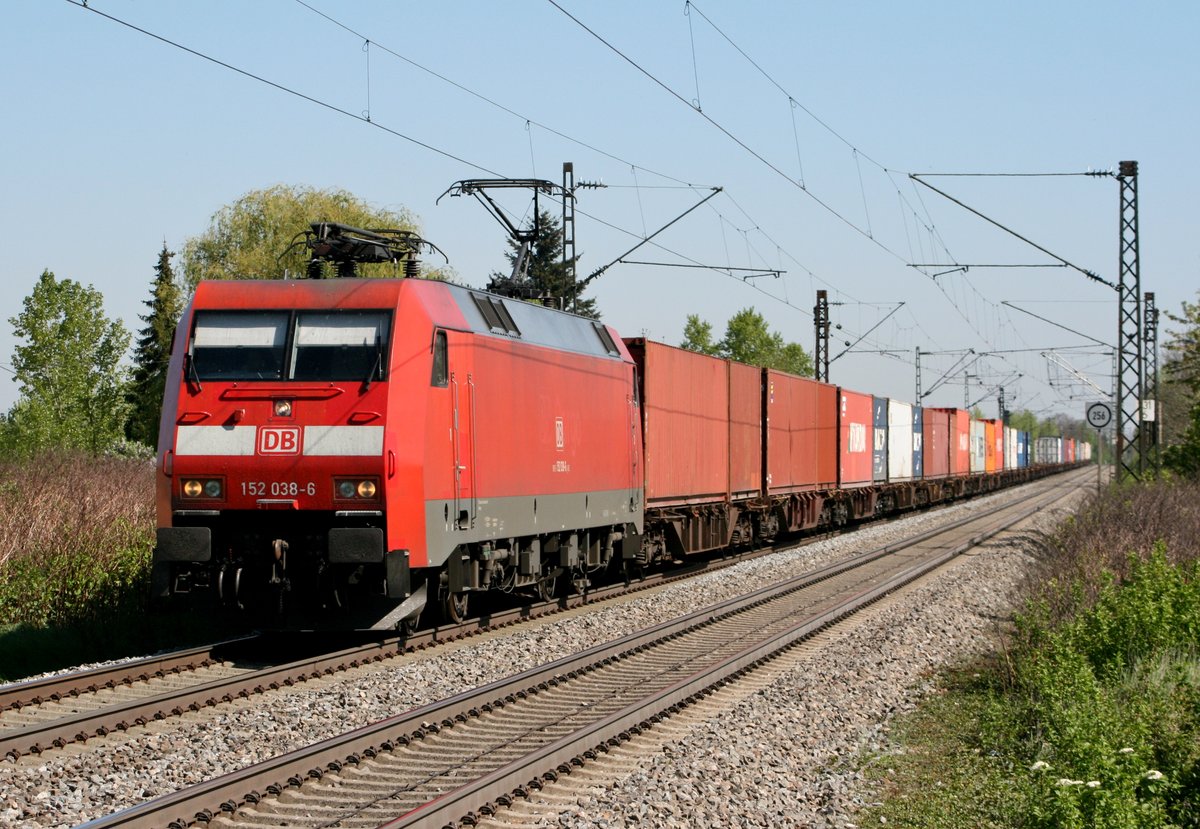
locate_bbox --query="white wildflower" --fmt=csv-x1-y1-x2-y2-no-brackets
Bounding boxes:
1118,747,1135,755
1144,770,1164,781
1030,760,1051,772
1057,778,1084,787
1086,781,1101,788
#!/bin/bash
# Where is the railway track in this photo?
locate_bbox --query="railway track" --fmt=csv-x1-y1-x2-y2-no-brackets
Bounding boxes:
77,468,1087,829
1,472,982,762
0,519,806,763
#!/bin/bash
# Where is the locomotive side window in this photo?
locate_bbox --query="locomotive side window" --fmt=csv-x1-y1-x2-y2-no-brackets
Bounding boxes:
431,330,448,387
290,311,390,381
191,312,288,380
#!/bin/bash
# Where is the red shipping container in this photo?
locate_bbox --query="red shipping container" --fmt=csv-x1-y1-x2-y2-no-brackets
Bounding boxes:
838,389,873,487
729,361,764,499
765,369,838,494
922,407,951,479
928,408,970,475
626,340,760,507
984,420,997,473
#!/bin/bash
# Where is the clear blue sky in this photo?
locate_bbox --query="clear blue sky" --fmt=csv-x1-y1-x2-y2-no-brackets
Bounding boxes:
3,1,1196,420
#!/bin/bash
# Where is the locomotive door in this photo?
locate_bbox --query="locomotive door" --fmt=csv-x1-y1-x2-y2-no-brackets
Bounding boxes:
449,348,476,530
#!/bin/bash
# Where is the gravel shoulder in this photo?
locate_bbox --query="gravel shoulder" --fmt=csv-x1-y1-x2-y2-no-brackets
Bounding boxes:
0,478,1084,828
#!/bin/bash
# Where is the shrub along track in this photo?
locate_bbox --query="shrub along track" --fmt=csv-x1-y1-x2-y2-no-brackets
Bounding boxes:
78,468,1089,829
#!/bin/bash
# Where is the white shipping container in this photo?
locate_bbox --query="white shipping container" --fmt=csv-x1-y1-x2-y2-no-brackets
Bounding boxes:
887,400,915,481
1035,436,1063,464
1005,426,1018,470
970,419,986,473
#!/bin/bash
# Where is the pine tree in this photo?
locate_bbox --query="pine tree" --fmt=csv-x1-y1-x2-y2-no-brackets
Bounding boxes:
487,210,598,319
127,244,184,447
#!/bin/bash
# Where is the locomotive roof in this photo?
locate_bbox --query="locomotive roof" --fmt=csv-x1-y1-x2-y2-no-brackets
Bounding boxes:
441,281,626,361
190,277,629,362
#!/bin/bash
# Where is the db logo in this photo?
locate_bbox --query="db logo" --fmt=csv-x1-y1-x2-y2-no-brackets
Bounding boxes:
258,426,302,455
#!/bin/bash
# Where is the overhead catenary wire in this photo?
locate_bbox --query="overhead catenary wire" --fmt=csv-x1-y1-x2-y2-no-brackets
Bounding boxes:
67,0,1076,405
543,0,909,265
289,0,872,346
66,0,505,177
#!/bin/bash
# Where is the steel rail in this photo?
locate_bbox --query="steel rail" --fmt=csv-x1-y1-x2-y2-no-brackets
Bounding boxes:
3,466,1077,761
77,469,1086,829
0,643,230,712
387,470,1088,828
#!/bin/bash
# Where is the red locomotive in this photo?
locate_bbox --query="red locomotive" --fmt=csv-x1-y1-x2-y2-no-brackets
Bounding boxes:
153,228,642,627
152,224,1079,629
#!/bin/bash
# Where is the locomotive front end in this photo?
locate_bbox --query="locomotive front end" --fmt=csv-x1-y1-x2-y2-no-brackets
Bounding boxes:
153,280,411,623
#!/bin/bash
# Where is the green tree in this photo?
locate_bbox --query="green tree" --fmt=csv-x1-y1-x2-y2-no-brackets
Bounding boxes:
1006,409,1039,435
180,184,423,287
7,270,130,455
1163,292,1200,478
680,314,719,355
126,243,185,448
683,308,813,376
487,209,598,318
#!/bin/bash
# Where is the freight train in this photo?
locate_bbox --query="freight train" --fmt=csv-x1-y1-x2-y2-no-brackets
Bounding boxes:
151,252,1087,629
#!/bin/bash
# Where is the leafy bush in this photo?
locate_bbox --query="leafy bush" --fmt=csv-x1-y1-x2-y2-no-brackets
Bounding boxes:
1011,545,1200,828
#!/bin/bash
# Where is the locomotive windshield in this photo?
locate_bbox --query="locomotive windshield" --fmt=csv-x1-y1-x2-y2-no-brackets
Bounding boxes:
191,311,288,380
291,311,389,381
189,310,390,382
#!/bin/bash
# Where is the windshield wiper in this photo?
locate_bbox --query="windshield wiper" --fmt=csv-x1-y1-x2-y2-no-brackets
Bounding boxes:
185,352,203,393
362,336,384,392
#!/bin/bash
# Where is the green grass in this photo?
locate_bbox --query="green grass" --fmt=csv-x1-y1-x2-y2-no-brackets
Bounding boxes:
862,664,1027,829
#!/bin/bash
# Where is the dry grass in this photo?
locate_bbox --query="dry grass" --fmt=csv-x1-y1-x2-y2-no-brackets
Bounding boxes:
0,453,155,627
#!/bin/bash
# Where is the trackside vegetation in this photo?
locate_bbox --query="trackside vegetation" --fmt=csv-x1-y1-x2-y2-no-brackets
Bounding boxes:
860,481,1200,829
0,455,159,679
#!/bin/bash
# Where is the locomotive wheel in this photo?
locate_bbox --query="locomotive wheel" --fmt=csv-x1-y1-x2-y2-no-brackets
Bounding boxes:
443,591,469,624
535,572,558,602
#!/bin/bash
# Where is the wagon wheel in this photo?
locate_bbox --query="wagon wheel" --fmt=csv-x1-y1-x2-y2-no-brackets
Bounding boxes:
535,571,558,603
399,615,421,637
443,591,469,624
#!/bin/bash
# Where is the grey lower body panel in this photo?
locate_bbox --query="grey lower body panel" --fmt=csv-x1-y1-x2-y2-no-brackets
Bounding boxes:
423,487,643,568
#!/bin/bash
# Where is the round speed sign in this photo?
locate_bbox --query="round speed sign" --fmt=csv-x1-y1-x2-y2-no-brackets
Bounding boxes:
1086,402,1113,429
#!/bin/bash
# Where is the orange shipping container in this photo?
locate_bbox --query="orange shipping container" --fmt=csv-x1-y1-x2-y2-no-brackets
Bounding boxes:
984,420,997,473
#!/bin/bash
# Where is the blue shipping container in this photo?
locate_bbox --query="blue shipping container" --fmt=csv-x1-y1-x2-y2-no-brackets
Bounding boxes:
912,406,924,479
872,396,888,482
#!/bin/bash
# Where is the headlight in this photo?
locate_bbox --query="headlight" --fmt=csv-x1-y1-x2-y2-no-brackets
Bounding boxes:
334,478,379,500
273,399,293,417
182,478,222,499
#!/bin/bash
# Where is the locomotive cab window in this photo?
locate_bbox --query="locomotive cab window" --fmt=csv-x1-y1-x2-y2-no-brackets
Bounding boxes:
290,311,390,382
190,311,288,380
431,330,448,387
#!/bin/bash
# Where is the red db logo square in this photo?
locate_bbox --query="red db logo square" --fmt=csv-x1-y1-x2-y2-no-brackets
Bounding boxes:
258,426,302,455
